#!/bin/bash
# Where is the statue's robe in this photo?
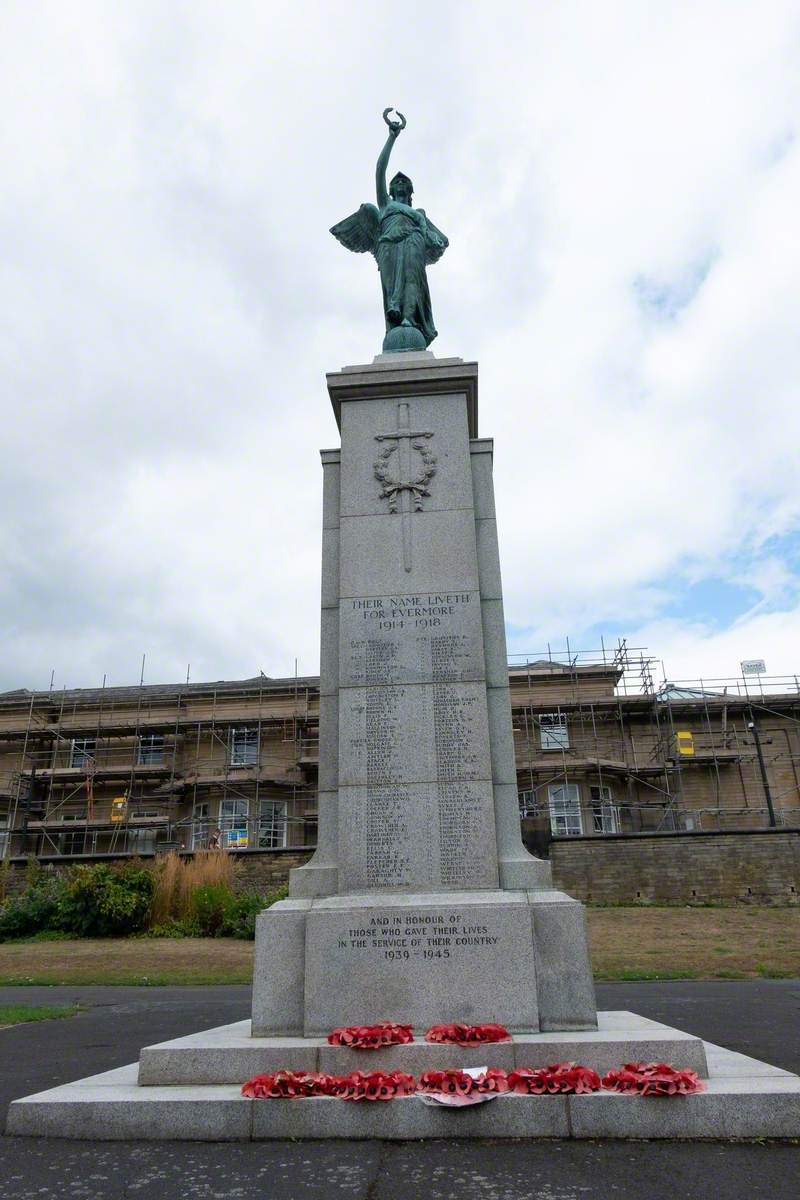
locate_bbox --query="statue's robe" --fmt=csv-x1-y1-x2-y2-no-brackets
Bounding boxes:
330,201,448,346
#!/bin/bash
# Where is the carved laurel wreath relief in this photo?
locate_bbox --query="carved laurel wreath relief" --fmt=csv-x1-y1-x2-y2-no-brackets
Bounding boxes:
373,434,437,513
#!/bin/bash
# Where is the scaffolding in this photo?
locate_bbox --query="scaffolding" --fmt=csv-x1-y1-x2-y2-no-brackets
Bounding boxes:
1,640,799,861
509,639,800,839
0,670,319,860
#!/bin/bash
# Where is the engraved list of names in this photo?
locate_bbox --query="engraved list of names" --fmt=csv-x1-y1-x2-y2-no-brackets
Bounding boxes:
340,591,498,890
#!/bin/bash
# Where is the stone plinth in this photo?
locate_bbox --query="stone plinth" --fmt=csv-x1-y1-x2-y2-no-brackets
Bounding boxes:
136,1013,709,1086
252,889,596,1037
253,352,591,1039
9,1028,800,1141
290,353,553,902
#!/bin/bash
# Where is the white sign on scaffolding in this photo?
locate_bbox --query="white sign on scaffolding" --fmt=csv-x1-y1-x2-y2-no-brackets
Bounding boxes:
741,659,766,675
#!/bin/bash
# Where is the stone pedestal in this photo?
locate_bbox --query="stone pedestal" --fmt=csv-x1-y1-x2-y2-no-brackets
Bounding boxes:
254,351,592,1037
252,889,596,1037
292,352,550,901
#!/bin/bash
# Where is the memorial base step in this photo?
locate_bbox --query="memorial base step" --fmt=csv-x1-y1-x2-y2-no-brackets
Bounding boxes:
7,1014,800,1141
136,1011,709,1085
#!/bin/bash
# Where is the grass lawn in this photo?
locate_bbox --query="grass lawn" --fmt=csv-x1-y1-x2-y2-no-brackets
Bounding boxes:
0,1004,81,1028
0,908,797,985
588,905,800,980
0,938,254,985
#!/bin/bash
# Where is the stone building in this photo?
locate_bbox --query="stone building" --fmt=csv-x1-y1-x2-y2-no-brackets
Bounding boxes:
510,657,800,857
1,648,798,863
0,676,320,860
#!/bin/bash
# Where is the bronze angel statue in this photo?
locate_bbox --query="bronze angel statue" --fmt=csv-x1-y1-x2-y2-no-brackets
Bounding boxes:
331,108,448,353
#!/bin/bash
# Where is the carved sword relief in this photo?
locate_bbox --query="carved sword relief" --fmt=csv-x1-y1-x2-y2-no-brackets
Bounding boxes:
374,403,436,571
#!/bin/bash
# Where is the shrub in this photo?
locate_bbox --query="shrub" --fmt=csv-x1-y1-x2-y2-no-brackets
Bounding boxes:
0,859,287,942
25,856,43,891
58,860,154,937
151,851,184,927
151,850,240,927
0,858,10,903
189,883,237,937
264,884,288,908
221,885,289,940
0,879,65,941
183,850,238,898
141,919,190,939
220,891,266,940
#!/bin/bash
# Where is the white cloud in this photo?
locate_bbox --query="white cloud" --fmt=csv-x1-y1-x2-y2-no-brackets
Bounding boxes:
628,604,800,684
1,1,799,688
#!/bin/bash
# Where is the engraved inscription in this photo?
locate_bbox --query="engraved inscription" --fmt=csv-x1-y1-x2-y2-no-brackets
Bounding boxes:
365,786,415,888
365,640,398,685
339,674,497,889
334,909,504,963
341,591,485,687
340,682,491,789
437,783,494,887
364,685,408,784
433,685,484,780
431,634,474,682
339,780,497,892
338,587,498,889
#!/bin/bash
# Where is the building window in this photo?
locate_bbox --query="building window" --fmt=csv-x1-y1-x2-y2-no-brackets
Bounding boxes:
137,734,165,765
540,713,569,751
127,827,156,854
70,738,96,768
220,798,249,847
548,783,582,836
58,829,86,855
0,810,9,858
258,800,288,849
518,790,538,818
192,801,210,850
229,728,259,767
590,784,619,834
62,809,87,822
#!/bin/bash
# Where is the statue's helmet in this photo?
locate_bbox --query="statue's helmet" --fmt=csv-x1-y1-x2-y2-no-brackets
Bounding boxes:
389,171,413,199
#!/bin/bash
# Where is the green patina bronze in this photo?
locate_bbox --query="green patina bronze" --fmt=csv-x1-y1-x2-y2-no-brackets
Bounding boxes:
331,108,448,354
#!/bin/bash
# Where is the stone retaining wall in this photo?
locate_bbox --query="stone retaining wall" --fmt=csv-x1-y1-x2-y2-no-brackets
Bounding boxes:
549,829,800,905
4,834,800,906
0,849,314,900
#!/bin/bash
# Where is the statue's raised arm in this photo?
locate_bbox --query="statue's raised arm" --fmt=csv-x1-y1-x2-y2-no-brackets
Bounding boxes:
330,108,448,354
376,108,405,209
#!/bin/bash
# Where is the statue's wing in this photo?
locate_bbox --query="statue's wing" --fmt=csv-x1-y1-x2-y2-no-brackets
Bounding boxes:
330,203,379,254
422,214,448,265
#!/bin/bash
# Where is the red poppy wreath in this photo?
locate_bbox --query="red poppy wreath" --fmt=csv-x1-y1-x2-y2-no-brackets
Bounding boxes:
424,1023,512,1047
601,1062,705,1096
327,1023,414,1049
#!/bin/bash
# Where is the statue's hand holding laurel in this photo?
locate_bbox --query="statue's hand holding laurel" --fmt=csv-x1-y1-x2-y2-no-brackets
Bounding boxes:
382,107,406,138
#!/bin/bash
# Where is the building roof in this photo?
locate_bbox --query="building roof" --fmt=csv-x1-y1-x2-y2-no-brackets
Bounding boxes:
0,675,320,708
509,660,624,678
657,684,727,701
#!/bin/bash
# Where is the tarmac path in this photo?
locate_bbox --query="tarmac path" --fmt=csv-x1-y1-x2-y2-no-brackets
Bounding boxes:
0,980,798,1200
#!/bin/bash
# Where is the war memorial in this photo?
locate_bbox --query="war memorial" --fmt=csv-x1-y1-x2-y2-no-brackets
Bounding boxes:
7,110,800,1141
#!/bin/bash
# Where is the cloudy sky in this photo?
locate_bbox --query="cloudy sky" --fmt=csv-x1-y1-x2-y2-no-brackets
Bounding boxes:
2,1,799,691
